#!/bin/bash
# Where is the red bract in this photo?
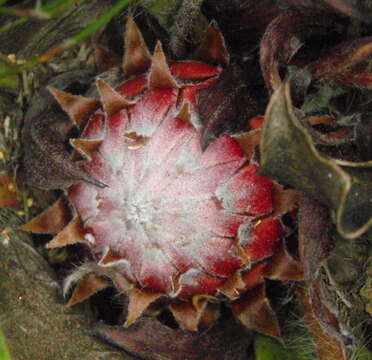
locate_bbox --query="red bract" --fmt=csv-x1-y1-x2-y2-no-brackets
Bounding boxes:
21,17,303,337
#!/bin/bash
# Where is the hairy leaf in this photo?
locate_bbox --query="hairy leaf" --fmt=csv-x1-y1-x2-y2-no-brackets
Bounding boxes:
0,209,127,359
261,82,372,239
197,64,257,150
94,315,251,360
280,0,372,22
322,0,372,22
296,284,347,360
141,0,207,57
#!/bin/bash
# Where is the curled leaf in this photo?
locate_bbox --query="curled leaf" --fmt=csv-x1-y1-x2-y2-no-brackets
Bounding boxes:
196,64,257,150
299,196,370,348
94,315,251,360
259,10,335,92
280,0,372,22
21,74,106,190
298,199,343,342
261,82,372,239
311,36,372,88
322,0,372,22
297,284,348,360
298,196,335,282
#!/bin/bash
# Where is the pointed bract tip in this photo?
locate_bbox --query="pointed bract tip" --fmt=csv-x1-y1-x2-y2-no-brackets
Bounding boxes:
149,42,178,89
99,248,123,266
68,275,111,307
74,166,107,188
200,129,215,152
45,216,85,248
122,15,152,77
96,78,133,116
193,20,229,67
48,86,100,127
218,271,247,299
176,102,194,126
87,177,107,189
93,42,118,73
19,198,70,234
170,300,207,331
70,138,103,160
233,130,261,165
263,240,305,281
230,283,281,339
124,288,162,327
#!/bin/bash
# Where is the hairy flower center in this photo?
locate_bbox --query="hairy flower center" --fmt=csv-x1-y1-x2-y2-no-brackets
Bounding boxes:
125,196,159,228
67,73,279,296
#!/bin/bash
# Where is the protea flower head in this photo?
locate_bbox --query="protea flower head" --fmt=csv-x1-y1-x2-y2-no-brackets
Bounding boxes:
21,16,303,337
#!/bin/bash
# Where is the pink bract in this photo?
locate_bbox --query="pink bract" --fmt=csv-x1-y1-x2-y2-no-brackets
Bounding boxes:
68,61,281,299
19,18,304,337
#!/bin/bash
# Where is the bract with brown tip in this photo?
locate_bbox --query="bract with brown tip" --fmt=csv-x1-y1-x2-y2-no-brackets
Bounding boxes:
21,16,303,358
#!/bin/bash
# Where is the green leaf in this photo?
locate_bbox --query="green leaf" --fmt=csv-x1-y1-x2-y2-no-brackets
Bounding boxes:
353,348,372,360
261,83,372,239
254,331,320,360
0,18,27,36
0,0,132,76
140,0,184,29
65,0,132,45
0,60,19,89
140,0,207,57
0,0,78,35
301,84,345,116
255,335,291,360
0,331,11,360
